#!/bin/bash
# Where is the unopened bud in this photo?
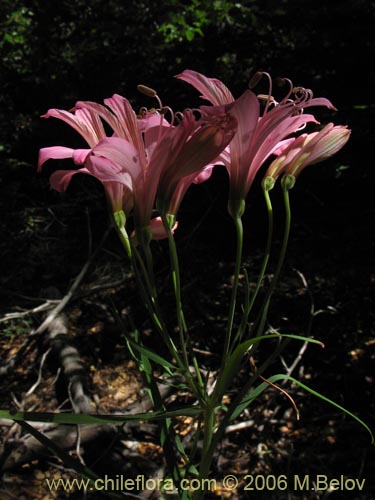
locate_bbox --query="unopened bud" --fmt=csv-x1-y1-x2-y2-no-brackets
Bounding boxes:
282,174,296,191
262,176,275,192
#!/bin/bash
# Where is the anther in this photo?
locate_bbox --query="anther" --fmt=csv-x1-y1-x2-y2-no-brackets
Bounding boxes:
248,71,264,89
137,84,158,97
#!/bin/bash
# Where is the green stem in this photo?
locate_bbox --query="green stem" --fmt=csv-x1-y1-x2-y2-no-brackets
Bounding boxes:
140,235,159,301
221,216,243,370
142,362,184,492
161,213,203,400
192,405,216,500
116,225,132,259
252,178,292,338
131,246,164,330
233,187,274,346
208,337,290,461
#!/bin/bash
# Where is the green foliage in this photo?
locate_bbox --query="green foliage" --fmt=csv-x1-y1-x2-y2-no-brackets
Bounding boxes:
0,318,32,337
0,4,34,75
158,0,246,43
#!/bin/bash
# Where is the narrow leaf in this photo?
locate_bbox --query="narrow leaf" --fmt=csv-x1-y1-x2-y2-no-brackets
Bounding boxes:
0,407,202,425
231,374,374,443
212,334,323,403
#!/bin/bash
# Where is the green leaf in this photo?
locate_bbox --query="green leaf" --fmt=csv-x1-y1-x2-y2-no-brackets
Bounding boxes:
15,421,123,499
16,420,97,479
212,334,323,404
126,337,175,375
231,374,374,443
0,407,202,425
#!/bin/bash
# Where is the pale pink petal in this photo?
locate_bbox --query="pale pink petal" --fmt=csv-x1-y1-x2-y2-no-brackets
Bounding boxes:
89,137,143,183
193,165,214,184
85,155,134,192
104,94,144,152
149,216,178,240
74,108,106,143
158,111,236,190
103,181,134,214
74,100,120,135
303,97,336,111
307,126,350,164
223,90,260,186
245,113,318,190
286,124,351,176
176,70,234,106
38,146,75,171
138,112,169,133
42,109,101,147
271,138,299,157
167,165,215,216
72,149,91,164
141,113,171,159
49,167,91,192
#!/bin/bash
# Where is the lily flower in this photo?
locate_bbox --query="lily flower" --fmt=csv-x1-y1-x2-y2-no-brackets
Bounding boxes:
38,106,109,169
176,69,336,218
86,108,237,240
39,90,237,241
265,123,351,186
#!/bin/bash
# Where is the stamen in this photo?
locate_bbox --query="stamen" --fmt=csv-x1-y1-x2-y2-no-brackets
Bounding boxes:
248,71,264,89
296,122,307,132
160,106,175,126
174,111,184,123
137,84,157,97
137,84,163,110
293,86,313,104
277,77,294,104
249,71,273,115
257,93,278,108
138,106,148,118
180,107,201,120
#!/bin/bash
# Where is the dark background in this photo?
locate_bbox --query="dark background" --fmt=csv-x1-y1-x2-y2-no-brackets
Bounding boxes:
1,1,374,498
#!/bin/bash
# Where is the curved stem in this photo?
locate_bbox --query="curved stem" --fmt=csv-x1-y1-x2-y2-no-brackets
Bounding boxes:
221,216,243,369
161,213,203,399
131,244,188,373
252,180,292,338
233,187,274,346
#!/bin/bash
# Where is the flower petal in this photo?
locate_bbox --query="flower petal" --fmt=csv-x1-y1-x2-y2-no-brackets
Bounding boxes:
89,137,143,184
176,69,234,106
85,155,134,192
42,108,105,147
38,146,75,171
49,167,91,192
150,216,178,240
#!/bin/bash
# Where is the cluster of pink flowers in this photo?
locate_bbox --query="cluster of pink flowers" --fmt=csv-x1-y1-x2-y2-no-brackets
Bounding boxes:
38,70,350,239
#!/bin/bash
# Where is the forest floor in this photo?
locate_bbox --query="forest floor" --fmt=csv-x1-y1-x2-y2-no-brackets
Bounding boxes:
0,159,375,500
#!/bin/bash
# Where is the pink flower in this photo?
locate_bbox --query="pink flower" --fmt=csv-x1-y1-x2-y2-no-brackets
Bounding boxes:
86,108,236,238
176,70,335,217
265,123,351,182
39,92,237,240
38,105,110,169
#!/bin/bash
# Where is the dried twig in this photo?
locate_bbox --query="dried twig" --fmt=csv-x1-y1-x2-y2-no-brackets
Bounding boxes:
31,225,111,337
0,301,58,324
25,348,52,396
